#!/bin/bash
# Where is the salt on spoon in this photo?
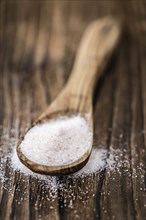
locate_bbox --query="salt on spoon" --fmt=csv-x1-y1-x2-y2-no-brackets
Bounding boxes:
19,115,92,167
17,17,121,175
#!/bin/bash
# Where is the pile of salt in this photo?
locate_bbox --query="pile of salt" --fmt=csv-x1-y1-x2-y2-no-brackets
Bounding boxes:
19,115,92,166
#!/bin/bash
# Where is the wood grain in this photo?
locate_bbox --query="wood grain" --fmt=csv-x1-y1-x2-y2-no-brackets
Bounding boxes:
0,1,146,220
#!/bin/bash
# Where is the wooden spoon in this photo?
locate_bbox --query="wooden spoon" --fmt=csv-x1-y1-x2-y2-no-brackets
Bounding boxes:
17,17,121,175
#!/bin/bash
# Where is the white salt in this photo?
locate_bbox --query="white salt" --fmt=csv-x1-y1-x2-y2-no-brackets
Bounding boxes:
11,148,55,182
10,147,107,179
1,125,146,210
19,115,92,166
73,148,107,177
1,142,145,206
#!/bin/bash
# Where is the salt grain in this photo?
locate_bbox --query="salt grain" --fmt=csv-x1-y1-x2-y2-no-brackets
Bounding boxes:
73,148,107,177
20,115,92,166
11,148,56,183
10,147,107,179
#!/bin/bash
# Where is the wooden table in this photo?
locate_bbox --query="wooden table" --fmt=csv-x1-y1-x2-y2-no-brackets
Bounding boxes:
0,1,145,220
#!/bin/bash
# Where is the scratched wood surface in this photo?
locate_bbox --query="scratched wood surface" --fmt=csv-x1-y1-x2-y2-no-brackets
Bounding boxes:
0,1,146,220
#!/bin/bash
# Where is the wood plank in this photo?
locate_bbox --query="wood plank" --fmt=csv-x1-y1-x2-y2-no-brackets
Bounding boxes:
130,41,146,220
0,1,145,219
100,40,135,220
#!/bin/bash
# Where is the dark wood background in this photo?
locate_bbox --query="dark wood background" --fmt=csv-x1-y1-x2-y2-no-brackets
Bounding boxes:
0,1,146,220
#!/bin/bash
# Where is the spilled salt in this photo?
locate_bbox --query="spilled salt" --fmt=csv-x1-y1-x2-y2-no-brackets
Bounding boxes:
0,142,145,208
19,115,92,166
1,121,145,212
0,146,108,197
73,148,107,177
11,147,107,179
11,148,55,181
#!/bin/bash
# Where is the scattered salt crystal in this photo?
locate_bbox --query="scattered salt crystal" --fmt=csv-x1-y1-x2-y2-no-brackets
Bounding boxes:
0,126,145,209
11,148,56,183
73,148,107,177
10,146,107,178
19,115,92,166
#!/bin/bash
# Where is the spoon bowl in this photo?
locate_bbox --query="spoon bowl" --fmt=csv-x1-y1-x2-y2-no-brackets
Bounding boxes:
17,110,93,175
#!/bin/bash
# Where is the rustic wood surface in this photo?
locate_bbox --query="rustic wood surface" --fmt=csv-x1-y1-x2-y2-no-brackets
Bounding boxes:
0,1,146,220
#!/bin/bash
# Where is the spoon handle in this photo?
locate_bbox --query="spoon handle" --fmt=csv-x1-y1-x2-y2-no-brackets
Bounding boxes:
38,17,121,120
65,17,121,112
